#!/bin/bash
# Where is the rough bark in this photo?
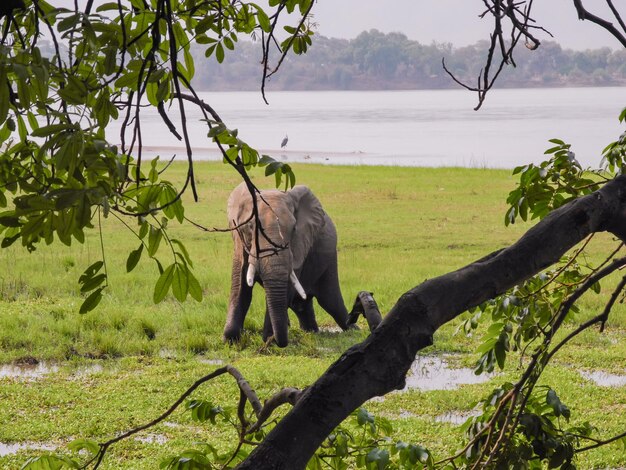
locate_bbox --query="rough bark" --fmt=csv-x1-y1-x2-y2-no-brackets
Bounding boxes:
236,176,626,470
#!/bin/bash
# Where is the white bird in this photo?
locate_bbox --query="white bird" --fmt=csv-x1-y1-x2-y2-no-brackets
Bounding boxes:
281,134,288,148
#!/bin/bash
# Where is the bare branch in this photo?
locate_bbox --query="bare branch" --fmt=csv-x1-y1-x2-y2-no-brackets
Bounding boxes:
89,364,301,469
246,388,303,434
574,0,626,48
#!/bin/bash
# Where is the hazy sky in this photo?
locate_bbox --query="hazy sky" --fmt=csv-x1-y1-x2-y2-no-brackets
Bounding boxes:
311,0,621,50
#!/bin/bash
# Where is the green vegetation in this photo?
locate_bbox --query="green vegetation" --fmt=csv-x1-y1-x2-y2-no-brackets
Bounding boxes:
186,31,626,91
2,163,626,469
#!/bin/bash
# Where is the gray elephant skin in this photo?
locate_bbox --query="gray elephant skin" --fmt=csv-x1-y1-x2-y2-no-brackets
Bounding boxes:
224,183,351,347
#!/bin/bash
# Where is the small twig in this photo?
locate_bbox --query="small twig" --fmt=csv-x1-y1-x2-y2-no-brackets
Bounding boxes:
157,101,182,140
523,234,596,298
246,388,303,434
577,429,626,453
90,364,301,469
93,366,232,468
164,0,198,201
547,256,626,339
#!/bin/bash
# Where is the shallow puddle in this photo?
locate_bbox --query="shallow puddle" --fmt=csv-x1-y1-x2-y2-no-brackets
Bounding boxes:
0,442,56,456
403,355,492,391
580,370,626,387
398,409,416,418
71,363,105,377
0,362,59,379
197,358,224,366
319,325,343,333
435,411,477,425
159,349,178,359
135,433,168,444
0,362,109,380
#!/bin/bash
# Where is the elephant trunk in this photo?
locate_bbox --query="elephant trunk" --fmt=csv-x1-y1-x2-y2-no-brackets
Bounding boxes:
264,279,290,347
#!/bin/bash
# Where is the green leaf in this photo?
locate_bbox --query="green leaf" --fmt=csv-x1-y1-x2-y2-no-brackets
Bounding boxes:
171,264,189,302
184,47,195,78
21,454,80,470
58,13,80,32
171,239,192,266
126,244,144,272
365,448,389,470
67,438,100,455
79,273,106,293
96,2,121,12
306,455,323,470
223,36,234,50
139,221,149,239
80,287,104,314
153,264,175,303
256,7,271,32
160,450,212,469
79,261,104,282
494,338,507,370
187,271,202,302
356,408,375,426
148,226,163,256
17,114,27,140
0,74,9,125
215,43,225,63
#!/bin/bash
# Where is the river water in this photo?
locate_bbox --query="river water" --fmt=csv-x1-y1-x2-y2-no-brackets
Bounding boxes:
107,87,626,169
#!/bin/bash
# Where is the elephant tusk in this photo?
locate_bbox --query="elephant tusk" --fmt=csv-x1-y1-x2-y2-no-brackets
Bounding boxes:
290,271,307,300
246,262,256,287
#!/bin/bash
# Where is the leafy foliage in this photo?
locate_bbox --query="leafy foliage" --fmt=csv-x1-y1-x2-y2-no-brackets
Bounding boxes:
464,253,600,375
167,403,435,470
447,117,626,468
0,0,311,312
308,408,434,470
505,139,603,226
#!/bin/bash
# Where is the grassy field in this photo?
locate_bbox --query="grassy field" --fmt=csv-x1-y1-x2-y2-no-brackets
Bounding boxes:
1,162,626,469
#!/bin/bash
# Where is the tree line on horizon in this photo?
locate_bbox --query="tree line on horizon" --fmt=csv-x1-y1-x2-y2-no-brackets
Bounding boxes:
190,29,626,91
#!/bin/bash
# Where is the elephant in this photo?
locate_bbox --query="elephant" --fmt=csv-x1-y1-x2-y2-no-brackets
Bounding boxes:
223,182,351,347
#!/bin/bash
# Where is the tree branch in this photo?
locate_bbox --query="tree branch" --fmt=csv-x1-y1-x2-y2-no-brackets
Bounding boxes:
90,365,301,469
236,175,626,469
573,0,626,48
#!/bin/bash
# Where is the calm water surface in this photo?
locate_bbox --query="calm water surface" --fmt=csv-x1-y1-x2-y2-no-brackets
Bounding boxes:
108,87,626,168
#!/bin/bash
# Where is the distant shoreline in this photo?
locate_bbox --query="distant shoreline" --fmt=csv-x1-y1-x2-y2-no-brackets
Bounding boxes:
189,33,626,93
192,80,626,94
134,146,513,169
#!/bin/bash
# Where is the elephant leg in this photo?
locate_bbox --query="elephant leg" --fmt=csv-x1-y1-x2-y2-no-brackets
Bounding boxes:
291,296,318,332
262,309,273,342
224,247,254,343
315,269,350,330
224,282,253,342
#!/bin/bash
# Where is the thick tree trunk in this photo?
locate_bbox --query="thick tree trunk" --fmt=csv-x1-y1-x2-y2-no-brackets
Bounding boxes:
236,176,626,470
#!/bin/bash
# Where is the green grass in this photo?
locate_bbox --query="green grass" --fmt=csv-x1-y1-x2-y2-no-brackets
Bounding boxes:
1,162,626,469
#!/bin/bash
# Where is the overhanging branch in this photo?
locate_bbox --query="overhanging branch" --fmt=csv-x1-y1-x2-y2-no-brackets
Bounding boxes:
236,175,626,469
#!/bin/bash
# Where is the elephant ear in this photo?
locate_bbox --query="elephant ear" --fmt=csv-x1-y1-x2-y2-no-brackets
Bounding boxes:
288,186,326,271
227,183,252,231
